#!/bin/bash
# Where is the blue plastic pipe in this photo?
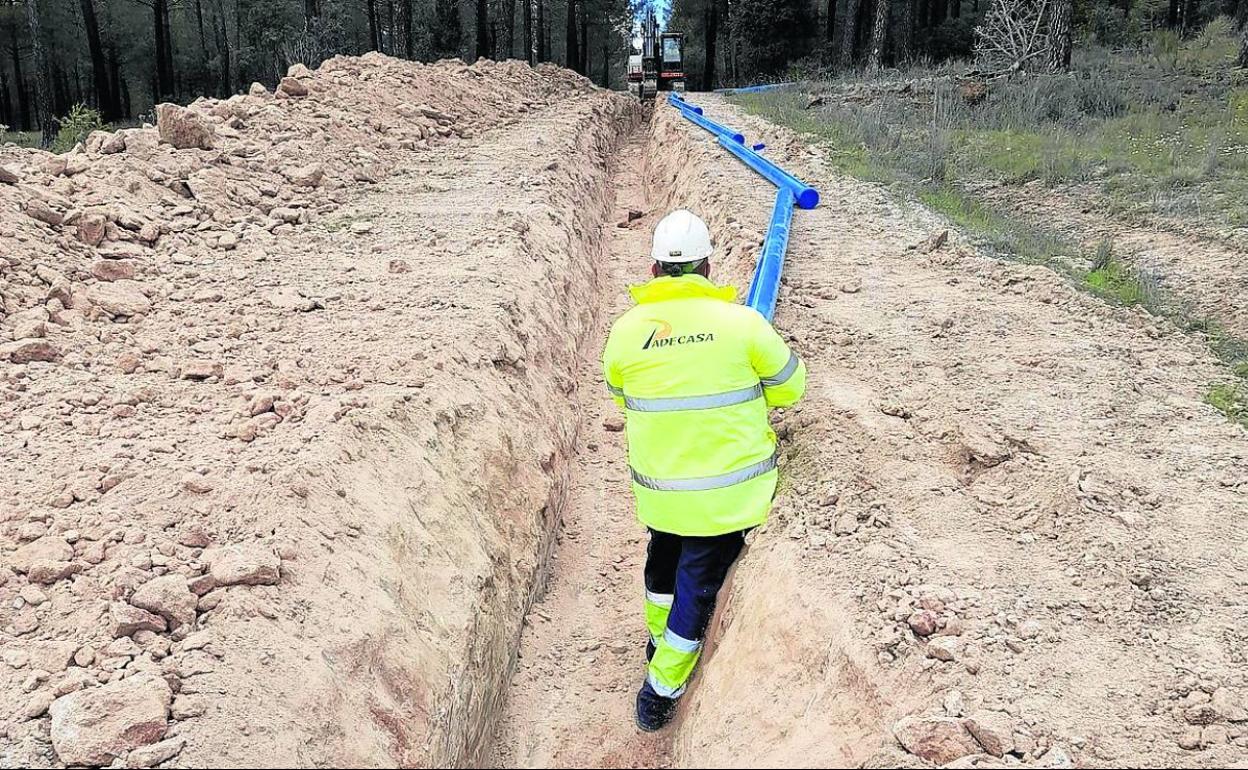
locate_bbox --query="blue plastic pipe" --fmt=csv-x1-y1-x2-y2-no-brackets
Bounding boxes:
715,82,796,96
668,93,704,115
745,188,795,321
669,94,745,144
716,136,820,210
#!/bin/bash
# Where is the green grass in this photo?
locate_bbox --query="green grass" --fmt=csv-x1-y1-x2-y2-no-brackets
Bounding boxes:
1,130,41,148
1206,382,1248,426
917,186,1073,263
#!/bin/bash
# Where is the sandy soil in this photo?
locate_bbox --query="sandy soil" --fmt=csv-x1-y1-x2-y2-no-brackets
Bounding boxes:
1,57,637,768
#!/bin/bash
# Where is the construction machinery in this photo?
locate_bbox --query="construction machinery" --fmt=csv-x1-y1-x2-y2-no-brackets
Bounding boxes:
628,7,685,101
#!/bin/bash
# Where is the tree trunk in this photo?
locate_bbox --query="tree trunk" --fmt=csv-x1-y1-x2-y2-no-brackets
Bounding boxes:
950,0,960,18
1168,0,1180,27
10,26,31,131
403,0,414,57
579,0,587,73
107,45,125,118
840,0,861,63
1238,21,1248,67
524,0,534,62
565,0,578,71
305,0,320,22
79,0,115,120
600,39,608,86
196,0,209,54
387,0,396,53
537,0,547,61
25,0,54,143
367,0,381,51
1182,0,1198,33
868,0,890,70
0,59,10,129
152,0,172,101
1122,0,1131,20
897,0,913,63
505,0,516,57
704,2,718,90
1048,0,1073,71
214,5,232,97
826,0,837,48
162,0,176,97
476,0,490,58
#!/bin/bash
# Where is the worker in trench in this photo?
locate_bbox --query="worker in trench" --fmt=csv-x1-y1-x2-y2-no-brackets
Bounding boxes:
602,209,807,731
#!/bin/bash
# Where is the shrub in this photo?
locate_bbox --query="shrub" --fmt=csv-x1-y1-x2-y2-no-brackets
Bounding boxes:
52,104,104,154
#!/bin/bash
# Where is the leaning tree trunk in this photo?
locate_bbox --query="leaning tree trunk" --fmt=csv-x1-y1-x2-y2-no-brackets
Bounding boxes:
868,0,890,70
1047,0,1073,71
1238,21,1248,67
25,0,54,144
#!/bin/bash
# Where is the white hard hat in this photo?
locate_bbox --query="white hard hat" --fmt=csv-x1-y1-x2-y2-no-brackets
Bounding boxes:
651,209,713,264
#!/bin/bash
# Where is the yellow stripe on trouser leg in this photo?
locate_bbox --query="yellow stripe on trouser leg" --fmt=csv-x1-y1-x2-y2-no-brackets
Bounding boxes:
644,590,673,646
647,628,702,698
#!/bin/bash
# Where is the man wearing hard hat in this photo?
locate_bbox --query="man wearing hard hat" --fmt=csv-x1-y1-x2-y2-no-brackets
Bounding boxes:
602,209,807,731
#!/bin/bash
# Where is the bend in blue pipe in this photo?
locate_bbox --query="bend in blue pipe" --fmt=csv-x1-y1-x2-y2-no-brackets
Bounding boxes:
716,136,819,210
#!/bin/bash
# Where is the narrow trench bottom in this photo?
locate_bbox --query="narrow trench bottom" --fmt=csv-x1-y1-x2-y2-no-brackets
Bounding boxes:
483,123,678,769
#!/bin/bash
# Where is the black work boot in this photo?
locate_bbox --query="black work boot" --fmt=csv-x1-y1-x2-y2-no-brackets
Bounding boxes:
635,680,678,732
646,638,656,662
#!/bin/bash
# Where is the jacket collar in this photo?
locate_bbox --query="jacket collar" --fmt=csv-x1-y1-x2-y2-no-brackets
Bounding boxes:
629,274,737,305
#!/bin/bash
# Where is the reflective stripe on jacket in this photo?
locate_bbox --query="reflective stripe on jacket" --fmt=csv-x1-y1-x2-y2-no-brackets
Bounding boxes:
602,274,806,536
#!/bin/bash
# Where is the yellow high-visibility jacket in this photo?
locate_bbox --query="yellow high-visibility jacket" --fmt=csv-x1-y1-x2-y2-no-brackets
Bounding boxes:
602,274,806,536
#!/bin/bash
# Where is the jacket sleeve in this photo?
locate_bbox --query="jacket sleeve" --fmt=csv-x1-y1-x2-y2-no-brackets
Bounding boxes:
602,325,626,409
749,314,806,408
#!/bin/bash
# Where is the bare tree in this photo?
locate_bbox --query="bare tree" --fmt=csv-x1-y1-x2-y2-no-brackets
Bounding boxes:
974,0,1055,72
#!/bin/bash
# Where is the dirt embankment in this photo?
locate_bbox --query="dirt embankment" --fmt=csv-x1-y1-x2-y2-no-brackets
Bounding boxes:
1,56,637,767
651,98,1248,768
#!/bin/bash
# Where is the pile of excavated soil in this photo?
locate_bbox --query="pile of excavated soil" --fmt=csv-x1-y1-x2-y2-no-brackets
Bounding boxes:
1,55,636,768
646,98,1248,768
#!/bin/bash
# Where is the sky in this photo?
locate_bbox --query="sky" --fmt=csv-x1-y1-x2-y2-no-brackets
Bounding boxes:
637,0,673,26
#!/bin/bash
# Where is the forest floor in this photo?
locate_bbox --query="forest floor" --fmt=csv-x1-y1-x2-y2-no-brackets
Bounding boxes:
3,53,1248,770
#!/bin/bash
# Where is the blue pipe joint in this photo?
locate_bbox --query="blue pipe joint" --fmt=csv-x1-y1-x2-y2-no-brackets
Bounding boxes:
746,188,795,321
716,136,819,210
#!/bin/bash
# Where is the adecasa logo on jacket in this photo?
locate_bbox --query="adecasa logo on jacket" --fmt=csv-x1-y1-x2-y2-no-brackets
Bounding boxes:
641,319,715,350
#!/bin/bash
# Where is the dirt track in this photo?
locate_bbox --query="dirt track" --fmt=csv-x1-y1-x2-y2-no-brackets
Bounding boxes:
4,60,1248,769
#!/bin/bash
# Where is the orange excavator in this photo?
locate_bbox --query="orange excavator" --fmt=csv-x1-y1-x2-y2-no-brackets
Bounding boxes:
627,7,685,101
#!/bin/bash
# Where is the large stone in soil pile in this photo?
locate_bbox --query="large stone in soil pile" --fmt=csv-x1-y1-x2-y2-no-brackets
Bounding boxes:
49,673,172,766
207,543,281,586
155,103,214,150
